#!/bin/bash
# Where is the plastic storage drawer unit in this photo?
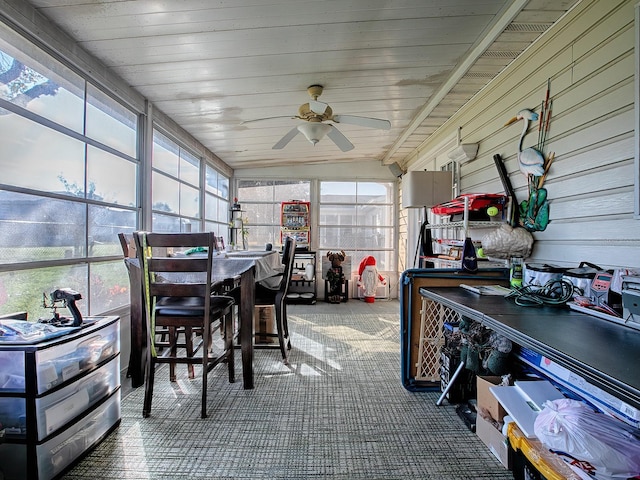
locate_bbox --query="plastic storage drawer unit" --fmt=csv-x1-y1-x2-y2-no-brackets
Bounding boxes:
0,316,121,480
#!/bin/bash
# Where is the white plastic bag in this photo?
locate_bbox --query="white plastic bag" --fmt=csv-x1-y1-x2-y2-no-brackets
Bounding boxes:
534,398,640,479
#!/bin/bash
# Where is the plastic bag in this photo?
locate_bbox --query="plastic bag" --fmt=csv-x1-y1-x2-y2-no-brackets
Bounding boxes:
534,398,640,479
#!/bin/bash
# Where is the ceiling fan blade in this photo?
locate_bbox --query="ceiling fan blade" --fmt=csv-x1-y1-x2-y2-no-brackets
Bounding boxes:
272,127,300,149
241,115,294,125
309,100,328,115
332,114,391,130
326,125,354,152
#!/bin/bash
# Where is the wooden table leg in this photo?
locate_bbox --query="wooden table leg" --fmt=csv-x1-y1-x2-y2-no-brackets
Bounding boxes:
240,266,255,389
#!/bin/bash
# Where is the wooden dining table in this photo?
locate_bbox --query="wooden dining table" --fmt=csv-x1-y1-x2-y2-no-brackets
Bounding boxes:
124,250,281,390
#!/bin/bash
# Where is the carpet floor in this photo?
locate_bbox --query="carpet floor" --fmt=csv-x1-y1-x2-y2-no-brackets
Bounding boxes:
62,301,513,479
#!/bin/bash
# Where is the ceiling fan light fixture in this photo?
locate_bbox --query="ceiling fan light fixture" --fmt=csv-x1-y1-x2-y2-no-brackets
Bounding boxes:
297,123,332,145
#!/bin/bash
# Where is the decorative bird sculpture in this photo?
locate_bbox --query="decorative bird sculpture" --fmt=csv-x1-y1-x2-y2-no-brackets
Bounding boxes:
505,109,545,181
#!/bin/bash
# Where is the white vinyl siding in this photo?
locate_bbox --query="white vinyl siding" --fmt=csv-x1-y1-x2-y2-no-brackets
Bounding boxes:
403,0,639,270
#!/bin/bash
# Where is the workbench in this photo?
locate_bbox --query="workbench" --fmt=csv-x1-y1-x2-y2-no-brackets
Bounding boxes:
418,286,640,422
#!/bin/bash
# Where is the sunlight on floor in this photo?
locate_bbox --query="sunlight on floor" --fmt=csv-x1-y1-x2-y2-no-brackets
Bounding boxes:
121,422,151,479
287,333,342,371
313,325,398,353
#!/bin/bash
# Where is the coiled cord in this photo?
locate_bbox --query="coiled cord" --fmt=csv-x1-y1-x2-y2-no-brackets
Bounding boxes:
506,279,577,307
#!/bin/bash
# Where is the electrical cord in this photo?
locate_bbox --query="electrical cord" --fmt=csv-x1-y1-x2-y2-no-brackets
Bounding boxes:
506,279,577,307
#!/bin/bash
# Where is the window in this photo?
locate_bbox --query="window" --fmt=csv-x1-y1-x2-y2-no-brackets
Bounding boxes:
237,180,310,249
635,3,640,218
151,129,230,235
151,130,201,232
319,181,395,274
204,164,230,234
0,33,137,318
0,20,231,319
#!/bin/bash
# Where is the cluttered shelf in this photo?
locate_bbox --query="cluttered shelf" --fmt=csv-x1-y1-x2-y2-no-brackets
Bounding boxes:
416,282,640,479
425,220,504,230
418,286,640,413
287,251,317,304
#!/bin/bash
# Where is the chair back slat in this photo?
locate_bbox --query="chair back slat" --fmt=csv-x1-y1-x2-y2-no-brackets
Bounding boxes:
280,237,297,298
151,283,209,298
143,232,211,249
147,257,209,273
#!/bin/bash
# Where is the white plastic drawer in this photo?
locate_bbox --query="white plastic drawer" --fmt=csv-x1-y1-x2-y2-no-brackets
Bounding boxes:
35,321,119,394
38,390,121,480
0,350,26,392
35,355,120,440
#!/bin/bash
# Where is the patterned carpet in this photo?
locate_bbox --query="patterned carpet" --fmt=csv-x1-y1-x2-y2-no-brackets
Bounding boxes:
63,303,513,479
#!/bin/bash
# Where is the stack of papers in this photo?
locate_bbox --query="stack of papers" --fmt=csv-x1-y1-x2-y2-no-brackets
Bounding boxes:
0,320,78,343
459,284,512,296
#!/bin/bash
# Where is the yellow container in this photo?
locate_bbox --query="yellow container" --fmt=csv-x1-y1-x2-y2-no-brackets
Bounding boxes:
507,422,581,480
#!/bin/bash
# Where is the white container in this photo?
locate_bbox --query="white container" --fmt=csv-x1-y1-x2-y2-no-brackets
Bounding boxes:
562,263,601,297
523,263,567,287
304,263,314,281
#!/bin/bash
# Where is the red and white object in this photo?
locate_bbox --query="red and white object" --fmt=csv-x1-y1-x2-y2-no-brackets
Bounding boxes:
431,193,507,216
357,256,386,303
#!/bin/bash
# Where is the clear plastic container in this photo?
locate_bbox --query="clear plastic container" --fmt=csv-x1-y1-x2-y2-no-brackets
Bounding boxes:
35,321,119,394
38,391,121,480
0,350,26,392
35,355,120,440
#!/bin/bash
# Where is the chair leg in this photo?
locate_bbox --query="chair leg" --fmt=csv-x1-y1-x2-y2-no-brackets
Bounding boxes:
273,301,288,362
184,326,195,379
200,342,211,418
282,303,292,350
169,327,177,382
201,326,209,419
143,353,156,418
224,310,235,383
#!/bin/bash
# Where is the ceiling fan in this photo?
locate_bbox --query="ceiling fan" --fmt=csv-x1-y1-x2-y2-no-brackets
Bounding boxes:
242,85,391,152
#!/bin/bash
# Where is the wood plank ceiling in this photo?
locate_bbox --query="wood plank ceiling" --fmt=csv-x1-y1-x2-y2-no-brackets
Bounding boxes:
24,0,580,171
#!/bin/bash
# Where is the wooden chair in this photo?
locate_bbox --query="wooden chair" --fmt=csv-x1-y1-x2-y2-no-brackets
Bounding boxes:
118,232,131,258
215,235,225,252
254,236,297,362
134,231,235,419
119,232,150,388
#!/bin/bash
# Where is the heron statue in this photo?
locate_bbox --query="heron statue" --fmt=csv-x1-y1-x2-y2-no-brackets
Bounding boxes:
505,108,552,232
504,109,545,183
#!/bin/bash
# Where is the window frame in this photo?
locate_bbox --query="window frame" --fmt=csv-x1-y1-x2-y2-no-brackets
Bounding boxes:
318,180,397,274
635,2,640,218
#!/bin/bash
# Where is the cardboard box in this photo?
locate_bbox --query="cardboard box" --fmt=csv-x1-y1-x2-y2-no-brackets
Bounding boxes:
476,375,508,422
254,305,275,343
476,414,510,469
